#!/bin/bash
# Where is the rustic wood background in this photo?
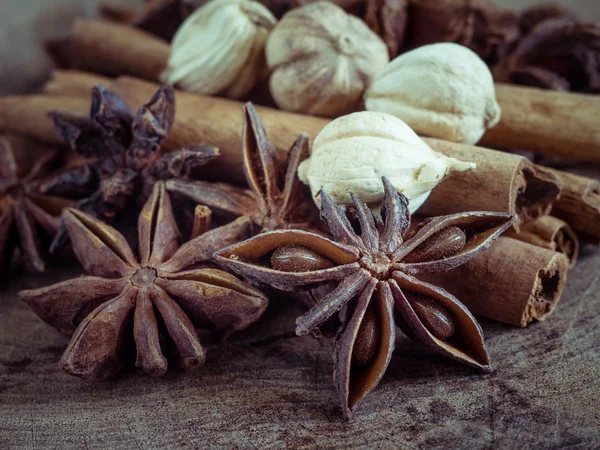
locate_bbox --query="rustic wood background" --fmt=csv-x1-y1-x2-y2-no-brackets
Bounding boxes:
0,0,599,449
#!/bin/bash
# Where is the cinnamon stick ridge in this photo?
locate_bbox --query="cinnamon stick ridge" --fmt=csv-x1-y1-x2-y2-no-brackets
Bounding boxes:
110,76,561,230
481,84,600,163
72,18,170,81
544,169,600,245
0,96,90,145
505,216,579,267
424,237,570,327
70,20,600,162
42,70,113,98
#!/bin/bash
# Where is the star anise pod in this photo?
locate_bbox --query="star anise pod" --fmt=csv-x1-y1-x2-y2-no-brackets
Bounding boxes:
215,177,515,418
495,15,600,93
404,0,521,65
20,182,267,380
0,136,72,273
167,102,317,234
42,84,219,252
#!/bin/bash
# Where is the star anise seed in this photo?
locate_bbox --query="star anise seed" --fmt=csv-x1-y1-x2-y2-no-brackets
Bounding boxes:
42,84,219,252
167,102,318,234
215,177,515,418
20,182,267,380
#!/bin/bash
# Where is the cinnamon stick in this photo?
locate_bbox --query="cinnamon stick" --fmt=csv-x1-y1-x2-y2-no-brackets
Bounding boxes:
504,216,579,267
481,84,600,163
69,21,600,162
42,70,113,98
110,76,561,230
0,96,90,145
71,18,170,81
424,237,570,327
544,169,600,245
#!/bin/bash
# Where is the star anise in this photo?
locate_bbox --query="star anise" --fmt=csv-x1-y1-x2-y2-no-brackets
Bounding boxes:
404,0,521,66
495,15,600,93
20,182,267,380
0,136,72,273
215,177,515,418
42,83,219,252
167,102,317,234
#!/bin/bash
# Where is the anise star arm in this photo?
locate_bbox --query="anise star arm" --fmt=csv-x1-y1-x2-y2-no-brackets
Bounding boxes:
19,276,130,335
148,144,220,180
242,102,281,211
378,177,410,254
155,269,268,336
50,112,112,161
133,286,168,376
390,272,492,372
333,279,396,419
320,190,366,250
166,179,260,219
59,286,136,380
278,133,309,220
392,211,516,274
13,198,46,272
215,229,361,291
39,165,98,199
138,182,181,267
63,207,139,278
0,208,16,272
90,85,134,149
0,136,18,182
127,84,175,171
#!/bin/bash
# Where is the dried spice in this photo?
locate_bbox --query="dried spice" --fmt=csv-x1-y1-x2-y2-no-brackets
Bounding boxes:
291,0,408,57
42,84,219,252
20,182,267,380
0,136,71,273
404,0,521,65
167,102,317,233
216,177,515,418
495,16,600,93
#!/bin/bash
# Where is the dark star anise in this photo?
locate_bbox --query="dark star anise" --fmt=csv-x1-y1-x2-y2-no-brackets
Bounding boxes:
42,83,219,252
167,102,318,233
215,177,515,418
20,182,267,380
495,15,600,93
404,0,521,65
0,136,72,273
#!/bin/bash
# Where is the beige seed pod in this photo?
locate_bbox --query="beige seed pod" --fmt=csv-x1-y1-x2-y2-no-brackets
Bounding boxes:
266,1,389,118
298,111,476,214
161,0,276,99
365,43,501,145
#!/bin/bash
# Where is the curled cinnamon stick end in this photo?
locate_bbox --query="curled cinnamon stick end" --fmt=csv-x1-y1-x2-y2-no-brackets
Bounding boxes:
0,95,90,145
544,168,600,245
72,19,170,81
424,237,569,327
505,216,579,267
420,139,561,232
42,70,113,98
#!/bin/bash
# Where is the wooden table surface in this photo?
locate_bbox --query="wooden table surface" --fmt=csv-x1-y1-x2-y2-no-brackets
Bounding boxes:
1,0,599,449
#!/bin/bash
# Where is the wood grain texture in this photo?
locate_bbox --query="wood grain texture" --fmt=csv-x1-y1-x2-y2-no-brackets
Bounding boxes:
1,247,599,448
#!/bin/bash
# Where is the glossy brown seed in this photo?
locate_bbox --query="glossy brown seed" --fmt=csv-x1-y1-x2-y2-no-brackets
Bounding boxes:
406,293,455,341
271,244,335,272
403,226,466,263
351,306,381,369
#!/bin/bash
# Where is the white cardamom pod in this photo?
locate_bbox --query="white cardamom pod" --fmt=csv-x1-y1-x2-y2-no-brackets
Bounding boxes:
265,1,389,118
161,0,276,99
365,43,501,145
298,111,476,214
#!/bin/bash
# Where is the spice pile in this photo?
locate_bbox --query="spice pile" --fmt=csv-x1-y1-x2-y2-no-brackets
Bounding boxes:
0,0,599,419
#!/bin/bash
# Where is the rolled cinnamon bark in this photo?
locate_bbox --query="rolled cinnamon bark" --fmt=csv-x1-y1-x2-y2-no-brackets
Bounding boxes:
481,84,600,163
110,76,561,230
504,216,579,267
71,18,170,81
543,169,600,245
42,70,113,97
69,21,600,162
423,237,570,327
0,96,90,145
